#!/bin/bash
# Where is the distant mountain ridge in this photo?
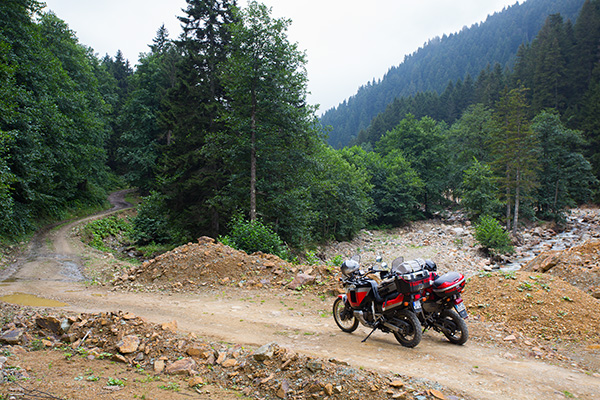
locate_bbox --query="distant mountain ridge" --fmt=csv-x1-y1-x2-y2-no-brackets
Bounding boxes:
321,0,586,148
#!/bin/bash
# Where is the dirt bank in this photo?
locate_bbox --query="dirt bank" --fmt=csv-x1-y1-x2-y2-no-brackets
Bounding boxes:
1,194,599,400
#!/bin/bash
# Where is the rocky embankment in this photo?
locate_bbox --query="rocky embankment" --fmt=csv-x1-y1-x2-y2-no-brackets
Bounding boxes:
0,303,460,400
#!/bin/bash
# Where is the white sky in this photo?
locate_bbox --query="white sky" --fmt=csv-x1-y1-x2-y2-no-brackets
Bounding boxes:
42,0,519,113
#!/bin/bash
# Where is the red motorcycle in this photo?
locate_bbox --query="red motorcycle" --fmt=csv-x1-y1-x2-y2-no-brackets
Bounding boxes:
392,257,469,345
332,256,429,348
418,258,469,345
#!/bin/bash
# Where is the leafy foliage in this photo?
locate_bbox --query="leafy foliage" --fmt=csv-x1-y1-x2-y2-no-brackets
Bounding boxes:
322,0,586,148
220,215,288,259
130,191,184,245
83,215,132,251
461,159,502,220
474,215,514,255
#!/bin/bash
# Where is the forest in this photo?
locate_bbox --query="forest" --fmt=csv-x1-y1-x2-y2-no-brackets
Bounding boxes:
0,0,599,255
321,0,587,149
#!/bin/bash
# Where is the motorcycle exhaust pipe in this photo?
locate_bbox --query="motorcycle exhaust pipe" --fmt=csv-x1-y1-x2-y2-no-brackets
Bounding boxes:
353,310,372,327
382,322,401,333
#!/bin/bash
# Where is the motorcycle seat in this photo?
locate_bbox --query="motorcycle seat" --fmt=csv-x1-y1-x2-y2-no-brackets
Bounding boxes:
432,271,462,289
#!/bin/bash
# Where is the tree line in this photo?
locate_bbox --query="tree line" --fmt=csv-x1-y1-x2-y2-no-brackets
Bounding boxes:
0,0,372,248
1,0,597,253
321,0,586,149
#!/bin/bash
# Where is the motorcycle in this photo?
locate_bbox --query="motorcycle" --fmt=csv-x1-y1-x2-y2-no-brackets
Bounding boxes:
332,255,428,348
416,258,469,345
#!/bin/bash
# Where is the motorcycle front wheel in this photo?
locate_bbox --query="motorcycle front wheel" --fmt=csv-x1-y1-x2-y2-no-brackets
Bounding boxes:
391,309,422,348
440,309,468,345
333,297,359,333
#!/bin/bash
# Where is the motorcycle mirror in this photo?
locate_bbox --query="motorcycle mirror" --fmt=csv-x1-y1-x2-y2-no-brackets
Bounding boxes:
381,262,388,269
376,255,382,263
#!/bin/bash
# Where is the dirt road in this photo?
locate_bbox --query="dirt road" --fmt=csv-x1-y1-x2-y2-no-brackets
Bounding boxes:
1,192,599,400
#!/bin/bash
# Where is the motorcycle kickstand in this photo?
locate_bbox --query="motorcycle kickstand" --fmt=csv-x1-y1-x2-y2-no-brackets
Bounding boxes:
361,321,380,343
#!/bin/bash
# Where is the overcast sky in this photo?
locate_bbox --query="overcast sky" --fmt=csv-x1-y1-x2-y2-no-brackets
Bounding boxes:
42,0,519,113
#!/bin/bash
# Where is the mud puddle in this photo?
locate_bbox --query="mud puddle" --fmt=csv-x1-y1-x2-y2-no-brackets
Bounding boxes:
0,292,68,307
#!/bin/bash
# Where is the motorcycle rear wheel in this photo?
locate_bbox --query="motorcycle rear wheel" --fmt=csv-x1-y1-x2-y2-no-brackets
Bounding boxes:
392,309,422,348
440,309,468,345
333,297,359,333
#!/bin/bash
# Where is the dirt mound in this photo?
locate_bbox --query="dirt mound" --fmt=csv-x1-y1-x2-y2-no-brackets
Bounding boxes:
112,237,338,293
521,240,600,298
0,302,463,400
464,270,600,343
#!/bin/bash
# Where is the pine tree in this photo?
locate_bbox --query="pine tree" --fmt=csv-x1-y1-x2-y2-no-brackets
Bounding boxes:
492,87,539,234
157,0,237,238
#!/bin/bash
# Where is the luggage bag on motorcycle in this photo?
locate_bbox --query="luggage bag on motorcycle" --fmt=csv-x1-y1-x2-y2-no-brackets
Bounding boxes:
395,270,432,294
432,271,465,297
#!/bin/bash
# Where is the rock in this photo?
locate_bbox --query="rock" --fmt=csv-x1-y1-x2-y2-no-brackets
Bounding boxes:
35,316,62,334
287,273,316,290
306,361,322,373
216,352,227,365
186,344,209,358
277,379,290,398
116,335,140,354
503,334,517,341
112,354,128,363
166,357,196,376
253,342,277,361
452,227,465,236
324,383,334,396
390,380,405,388
161,320,178,333
154,359,165,374
222,358,237,368
523,251,561,273
188,376,204,387
0,329,24,345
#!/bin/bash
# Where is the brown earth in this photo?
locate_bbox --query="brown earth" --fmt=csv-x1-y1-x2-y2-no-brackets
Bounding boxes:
1,192,600,400
521,240,600,297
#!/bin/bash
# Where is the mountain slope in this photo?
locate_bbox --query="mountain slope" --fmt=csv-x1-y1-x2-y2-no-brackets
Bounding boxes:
321,0,586,148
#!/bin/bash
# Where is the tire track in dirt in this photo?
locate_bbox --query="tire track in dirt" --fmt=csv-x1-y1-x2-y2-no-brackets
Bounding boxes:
1,191,599,400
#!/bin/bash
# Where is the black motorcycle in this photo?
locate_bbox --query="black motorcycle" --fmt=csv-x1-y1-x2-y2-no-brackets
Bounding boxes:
332,256,429,348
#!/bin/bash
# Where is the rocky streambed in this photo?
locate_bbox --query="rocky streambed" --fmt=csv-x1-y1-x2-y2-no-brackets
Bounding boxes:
319,207,600,279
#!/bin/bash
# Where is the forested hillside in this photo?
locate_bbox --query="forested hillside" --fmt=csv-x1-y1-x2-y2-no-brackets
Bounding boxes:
1,0,598,256
321,0,586,148
0,0,372,249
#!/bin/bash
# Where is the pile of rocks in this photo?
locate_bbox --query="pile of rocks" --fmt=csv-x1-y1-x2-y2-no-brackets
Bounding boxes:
111,236,340,294
0,303,462,400
522,240,600,298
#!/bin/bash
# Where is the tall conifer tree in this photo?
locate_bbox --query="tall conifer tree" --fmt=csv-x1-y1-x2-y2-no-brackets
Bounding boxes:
158,0,236,237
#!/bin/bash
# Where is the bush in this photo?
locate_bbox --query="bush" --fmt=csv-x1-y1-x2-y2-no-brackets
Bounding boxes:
474,215,514,255
130,192,185,245
220,216,288,259
83,215,132,251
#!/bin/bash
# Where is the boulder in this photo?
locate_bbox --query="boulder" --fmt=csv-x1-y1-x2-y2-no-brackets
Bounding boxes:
36,316,62,334
166,357,196,376
253,342,277,361
288,273,316,290
0,329,25,345
116,335,140,354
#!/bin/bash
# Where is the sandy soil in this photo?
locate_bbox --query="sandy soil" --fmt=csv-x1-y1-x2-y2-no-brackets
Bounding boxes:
1,191,599,400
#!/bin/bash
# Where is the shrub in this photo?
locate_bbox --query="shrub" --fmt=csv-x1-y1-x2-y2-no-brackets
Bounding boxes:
474,215,514,255
220,216,288,259
83,215,132,251
130,192,185,245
